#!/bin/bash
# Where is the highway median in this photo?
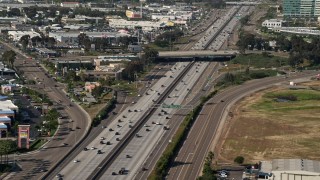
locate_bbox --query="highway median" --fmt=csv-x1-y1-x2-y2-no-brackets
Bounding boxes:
148,90,218,180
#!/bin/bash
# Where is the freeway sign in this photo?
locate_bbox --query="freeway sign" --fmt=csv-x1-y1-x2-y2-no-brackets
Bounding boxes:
162,104,182,109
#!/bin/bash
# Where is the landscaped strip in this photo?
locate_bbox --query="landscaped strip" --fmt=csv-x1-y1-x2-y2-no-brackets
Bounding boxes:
148,90,217,180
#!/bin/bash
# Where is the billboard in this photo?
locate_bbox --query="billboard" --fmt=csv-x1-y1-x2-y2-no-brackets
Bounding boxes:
20,130,28,138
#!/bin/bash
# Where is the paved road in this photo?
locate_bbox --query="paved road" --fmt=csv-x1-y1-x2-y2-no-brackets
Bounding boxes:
45,62,190,179
133,62,221,180
98,62,209,179
0,40,91,180
166,71,318,180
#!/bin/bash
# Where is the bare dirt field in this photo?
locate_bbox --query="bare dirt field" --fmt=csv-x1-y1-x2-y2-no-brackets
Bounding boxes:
216,81,320,164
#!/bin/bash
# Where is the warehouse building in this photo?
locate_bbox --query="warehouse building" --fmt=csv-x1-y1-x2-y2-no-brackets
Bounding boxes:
258,159,320,180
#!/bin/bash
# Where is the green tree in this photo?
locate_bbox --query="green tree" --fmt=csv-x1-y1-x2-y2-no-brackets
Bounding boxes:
20,35,30,51
31,36,42,47
78,33,91,52
8,8,21,17
240,15,250,25
198,151,216,180
1,50,16,68
236,32,255,54
234,156,245,164
91,86,104,98
144,48,159,62
288,52,304,68
0,140,17,164
224,72,236,84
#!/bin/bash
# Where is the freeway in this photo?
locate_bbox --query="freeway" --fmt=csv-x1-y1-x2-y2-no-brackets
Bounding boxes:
167,71,319,180
0,41,91,179
43,63,172,180
133,62,221,180
49,62,190,179
98,62,209,179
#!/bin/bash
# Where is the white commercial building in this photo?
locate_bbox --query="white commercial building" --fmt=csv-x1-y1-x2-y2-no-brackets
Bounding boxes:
262,19,283,28
60,2,80,8
259,159,320,180
7,31,40,41
49,31,129,45
108,19,170,31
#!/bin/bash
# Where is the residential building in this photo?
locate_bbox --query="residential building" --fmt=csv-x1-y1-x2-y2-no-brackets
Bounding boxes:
84,82,100,93
258,159,320,180
283,0,320,17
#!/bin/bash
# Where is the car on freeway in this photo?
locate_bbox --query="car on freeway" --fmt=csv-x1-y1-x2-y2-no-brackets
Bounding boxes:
73,160,79,163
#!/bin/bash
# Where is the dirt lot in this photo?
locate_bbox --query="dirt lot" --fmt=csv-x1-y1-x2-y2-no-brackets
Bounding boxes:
216,81,320,164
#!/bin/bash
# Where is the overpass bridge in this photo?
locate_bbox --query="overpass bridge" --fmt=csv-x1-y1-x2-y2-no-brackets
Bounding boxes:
157,50,239,61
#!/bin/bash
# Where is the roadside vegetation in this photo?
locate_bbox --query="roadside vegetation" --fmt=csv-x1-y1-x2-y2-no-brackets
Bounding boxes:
216,70,279,88
91,97,116,127
149,90,217,180
40,108,60,136
198,151,217,180
219,84,320,163
229,53,288,68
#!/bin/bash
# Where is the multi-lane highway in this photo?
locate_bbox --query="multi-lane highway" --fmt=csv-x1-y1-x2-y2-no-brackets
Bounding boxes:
45,62,192,179
166,71,319,180
98,62,209,179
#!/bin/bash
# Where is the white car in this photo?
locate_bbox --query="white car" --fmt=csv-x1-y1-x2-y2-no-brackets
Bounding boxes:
73,160,79,163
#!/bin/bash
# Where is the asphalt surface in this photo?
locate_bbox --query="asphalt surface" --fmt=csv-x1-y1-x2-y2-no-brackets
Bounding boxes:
98,62,210,179
134,62,221,180
166,71,319,180
47,63,187,179
0,40,91,180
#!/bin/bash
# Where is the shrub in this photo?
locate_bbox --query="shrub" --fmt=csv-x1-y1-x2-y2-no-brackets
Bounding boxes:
276,95,297,101
234,156,245,164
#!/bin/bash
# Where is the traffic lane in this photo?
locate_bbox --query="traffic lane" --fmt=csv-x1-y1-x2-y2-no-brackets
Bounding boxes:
45,93,130,180
2,40,91,178
107,62,208,179
168,72,318,180
103,87,187,179
58,62,190,178
168,102,218,180
89,62,195,178
134,63,212,180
